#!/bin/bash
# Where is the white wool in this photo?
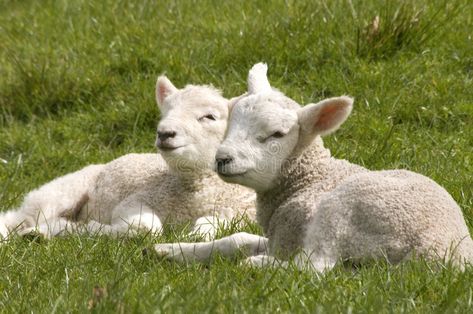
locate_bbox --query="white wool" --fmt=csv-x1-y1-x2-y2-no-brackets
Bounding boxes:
0,77,255,241
154,64,473,270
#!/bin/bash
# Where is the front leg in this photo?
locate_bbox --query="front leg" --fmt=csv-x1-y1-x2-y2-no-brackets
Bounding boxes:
242,255,288,268
154,232,269,263
242,251,338,272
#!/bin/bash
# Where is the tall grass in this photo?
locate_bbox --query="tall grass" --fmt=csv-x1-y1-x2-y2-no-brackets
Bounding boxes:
355,0,463,58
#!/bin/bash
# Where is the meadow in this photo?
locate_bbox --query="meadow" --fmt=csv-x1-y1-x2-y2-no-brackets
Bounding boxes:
0,0,472,312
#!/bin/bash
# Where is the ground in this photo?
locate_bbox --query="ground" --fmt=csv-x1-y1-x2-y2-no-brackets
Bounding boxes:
0,0,472,312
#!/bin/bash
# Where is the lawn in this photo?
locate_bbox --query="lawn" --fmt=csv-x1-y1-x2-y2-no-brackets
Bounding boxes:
1,0,472,312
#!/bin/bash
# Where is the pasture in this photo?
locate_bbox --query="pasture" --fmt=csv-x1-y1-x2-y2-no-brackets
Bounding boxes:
0,0,472,312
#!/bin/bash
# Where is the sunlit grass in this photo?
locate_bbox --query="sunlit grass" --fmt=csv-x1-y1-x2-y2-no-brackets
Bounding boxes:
0,0,472,312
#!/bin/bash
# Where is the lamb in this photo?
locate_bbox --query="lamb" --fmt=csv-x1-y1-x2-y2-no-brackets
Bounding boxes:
0,76,255,241
154,63,473,271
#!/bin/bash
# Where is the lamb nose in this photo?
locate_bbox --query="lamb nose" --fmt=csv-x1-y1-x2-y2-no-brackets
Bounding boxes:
215,156,233,171
157,131,176,141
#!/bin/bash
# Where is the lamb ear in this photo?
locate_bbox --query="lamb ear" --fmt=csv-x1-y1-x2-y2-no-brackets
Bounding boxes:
228,93,247,112
248,63,272,94
297,96,353,136
156,76,178,109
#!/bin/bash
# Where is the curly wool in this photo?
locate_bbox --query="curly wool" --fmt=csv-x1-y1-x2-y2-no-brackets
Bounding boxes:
84,153,255,224
257,137,366,257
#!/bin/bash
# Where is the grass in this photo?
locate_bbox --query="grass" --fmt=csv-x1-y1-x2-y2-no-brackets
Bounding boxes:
0,0,472,312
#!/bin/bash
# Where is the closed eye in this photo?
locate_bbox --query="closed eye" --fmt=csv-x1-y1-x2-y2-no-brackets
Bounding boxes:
271,131,285,138
198,114,216,122
259,131,286,143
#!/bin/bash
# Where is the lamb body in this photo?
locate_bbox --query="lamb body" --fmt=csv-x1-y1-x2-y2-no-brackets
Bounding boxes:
84,152,254,225
217,63,473,269
304,169,473,266
0,77,255,240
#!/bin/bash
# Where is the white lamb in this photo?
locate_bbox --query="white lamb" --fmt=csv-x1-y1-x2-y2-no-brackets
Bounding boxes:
155,63,473,271
0,76,255,241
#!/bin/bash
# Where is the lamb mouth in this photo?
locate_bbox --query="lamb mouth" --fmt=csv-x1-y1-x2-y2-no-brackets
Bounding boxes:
218,171,247,178
158,145,186,152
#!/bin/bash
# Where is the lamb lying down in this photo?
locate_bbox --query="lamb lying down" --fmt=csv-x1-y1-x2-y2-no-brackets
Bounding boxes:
155,63,473,271
0,76,255,241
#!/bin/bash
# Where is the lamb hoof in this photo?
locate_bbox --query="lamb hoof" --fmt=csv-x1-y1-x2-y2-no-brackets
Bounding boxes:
240,256,266,268
153,243,188,263
22,230,46,243
153,244,173,258
0,225,9,240
142,247,161,259
240,255,285,268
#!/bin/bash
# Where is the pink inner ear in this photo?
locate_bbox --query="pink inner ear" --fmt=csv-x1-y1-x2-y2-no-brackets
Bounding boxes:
315,104,342,130
158,84,170,104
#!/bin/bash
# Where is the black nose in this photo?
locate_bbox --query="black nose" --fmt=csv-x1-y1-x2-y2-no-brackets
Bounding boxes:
215,156,233,172
157,131,176,142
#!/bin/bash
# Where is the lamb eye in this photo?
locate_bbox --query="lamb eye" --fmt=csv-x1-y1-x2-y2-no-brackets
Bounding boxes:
271,131,285,138
198,114,216,121
259,131,286,143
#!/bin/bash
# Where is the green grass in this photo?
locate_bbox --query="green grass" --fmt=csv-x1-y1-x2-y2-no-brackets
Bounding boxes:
1,0,472,312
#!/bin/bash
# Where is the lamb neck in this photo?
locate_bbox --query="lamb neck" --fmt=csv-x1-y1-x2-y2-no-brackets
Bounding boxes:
256,138,366,254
